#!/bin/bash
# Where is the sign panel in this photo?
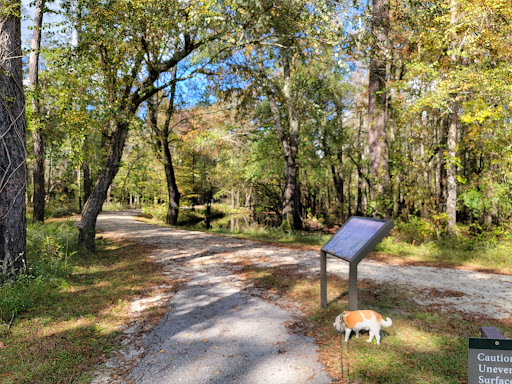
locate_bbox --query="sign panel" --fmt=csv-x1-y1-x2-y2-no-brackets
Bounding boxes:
321,216,394,264
469,338,512,384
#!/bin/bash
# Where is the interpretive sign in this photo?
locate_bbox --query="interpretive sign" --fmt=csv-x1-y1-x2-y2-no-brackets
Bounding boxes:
469,338,512,384
321,216,394,264
320,216,394,309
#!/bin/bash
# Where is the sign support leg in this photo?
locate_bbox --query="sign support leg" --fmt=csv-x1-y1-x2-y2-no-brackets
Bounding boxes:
348,262,358,311
321,250,327,308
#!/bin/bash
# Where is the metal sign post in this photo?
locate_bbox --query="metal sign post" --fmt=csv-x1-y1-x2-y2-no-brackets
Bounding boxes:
320,250,328,308
348,262,358,310
320,216,394,309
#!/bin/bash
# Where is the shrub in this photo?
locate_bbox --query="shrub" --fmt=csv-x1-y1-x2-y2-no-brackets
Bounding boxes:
396,217,435,244
141,204,168,222
0,221,79,322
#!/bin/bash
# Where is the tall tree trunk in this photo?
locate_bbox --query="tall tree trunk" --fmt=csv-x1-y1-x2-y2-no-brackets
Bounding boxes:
77,122,129,250
245,185,252,208
0,2,27,277
420,135,429,218
147,68,181,226
446,0,459,236
205,186,213,230
280,44,302,230
446,105,458,234
331,165,344,209
368,0,390,218
268,93,301,230
76,8,92,211
29,0,46,222
330,104,345,220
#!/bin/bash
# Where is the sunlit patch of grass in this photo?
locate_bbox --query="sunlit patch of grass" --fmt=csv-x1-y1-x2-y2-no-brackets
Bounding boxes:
0,241,169,384
375,235,512,274
236,266,512,383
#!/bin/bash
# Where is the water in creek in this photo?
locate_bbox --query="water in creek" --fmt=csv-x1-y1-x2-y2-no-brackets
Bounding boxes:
201,214,257,232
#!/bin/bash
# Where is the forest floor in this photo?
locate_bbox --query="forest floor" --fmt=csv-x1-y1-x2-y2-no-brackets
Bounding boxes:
91,210,512,383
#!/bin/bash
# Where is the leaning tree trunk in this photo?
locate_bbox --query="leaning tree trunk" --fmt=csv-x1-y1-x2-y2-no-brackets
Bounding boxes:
161,69,180,226
368,0,390,218
29,0,46,223
0,2,27,277
162,136,180,225
77,122,129,250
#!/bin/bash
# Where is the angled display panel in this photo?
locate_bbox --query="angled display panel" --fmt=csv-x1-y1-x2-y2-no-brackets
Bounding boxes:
321,216,394,264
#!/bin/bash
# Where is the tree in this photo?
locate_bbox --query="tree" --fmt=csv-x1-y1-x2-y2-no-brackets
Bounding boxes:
216,0,340,230
368,0,390,218
70,0,250,249
0,0,27,277
266,42,303,230
147,73,181,225
29,0,46,222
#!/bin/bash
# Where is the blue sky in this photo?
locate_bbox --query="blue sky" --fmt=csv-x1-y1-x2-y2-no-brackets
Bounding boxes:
21,0,64,43
20,0,211,108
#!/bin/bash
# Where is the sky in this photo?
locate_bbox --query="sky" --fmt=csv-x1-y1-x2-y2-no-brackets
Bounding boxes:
21,0,64,44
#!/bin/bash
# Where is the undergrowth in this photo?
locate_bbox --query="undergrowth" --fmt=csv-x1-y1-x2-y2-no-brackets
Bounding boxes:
0,221,168,383
0,221,78,322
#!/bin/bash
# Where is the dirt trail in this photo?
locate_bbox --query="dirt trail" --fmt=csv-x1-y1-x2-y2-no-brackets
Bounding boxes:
93,211,332,384
93,211,512,383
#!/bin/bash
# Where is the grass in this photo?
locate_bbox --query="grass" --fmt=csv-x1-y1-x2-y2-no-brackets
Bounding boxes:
235,264,511,383
374,233,512,274
0,229,169,384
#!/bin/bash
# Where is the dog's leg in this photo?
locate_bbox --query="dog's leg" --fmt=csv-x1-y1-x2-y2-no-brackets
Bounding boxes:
368,325,381,344
374,330,381,345
344,328,352,342
367,330,374,343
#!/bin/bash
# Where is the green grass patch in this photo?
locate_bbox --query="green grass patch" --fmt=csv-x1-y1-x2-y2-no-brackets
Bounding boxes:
237,265,510,383
0,222,168,384
376,234,512,274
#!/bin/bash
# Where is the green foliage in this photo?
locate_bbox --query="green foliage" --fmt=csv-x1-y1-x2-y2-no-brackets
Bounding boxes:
0,222,79,322
0,0,21,18
431,213,450,239
459,188,486,218
396,217,435,244
141,204,168,223
23,0,512,251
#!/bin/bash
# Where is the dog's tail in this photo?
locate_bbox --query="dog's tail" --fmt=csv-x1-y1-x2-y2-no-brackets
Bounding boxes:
381,317,393,328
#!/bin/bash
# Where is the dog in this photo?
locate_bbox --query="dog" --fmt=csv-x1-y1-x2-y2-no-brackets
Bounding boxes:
333,310,392,345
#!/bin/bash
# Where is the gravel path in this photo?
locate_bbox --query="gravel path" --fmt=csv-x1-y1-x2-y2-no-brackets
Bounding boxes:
93,210,512,383
93,211,332,384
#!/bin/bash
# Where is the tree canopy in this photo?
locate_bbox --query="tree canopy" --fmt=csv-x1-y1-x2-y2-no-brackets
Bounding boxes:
15,0,512,251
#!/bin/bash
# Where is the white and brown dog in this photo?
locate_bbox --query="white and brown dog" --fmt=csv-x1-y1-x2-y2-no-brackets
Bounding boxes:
333,310,392,345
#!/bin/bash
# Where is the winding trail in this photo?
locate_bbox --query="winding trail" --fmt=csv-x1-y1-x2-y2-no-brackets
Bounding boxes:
93,211,512,383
